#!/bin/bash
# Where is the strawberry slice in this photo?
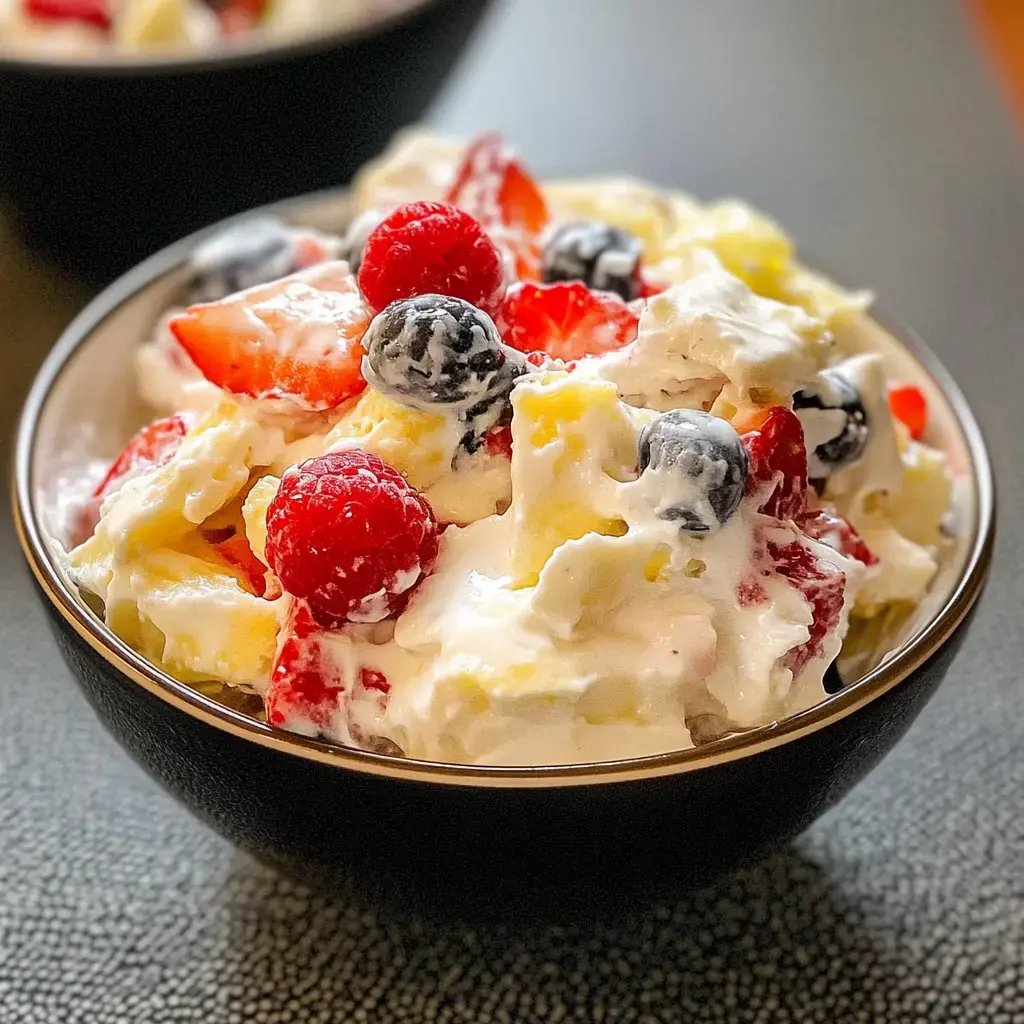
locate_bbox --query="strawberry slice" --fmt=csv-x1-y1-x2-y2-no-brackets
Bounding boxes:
214,0,266,34
94,413,192,501
741,407,809,521
446,132,549,279
213,534,269,597
767,537,847,677
800,505,878,566
888,384,927,440
25,0,111,29
497,281,639,361
169,261,370,411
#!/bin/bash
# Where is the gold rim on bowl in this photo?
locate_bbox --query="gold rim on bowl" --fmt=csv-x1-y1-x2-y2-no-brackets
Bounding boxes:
13,198,997,788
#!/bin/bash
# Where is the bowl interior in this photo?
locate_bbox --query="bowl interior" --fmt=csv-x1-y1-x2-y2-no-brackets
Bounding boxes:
17,191,992,782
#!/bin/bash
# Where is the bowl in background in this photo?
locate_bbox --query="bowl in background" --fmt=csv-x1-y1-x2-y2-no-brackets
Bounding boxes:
13,192,995,912
0,0,491,285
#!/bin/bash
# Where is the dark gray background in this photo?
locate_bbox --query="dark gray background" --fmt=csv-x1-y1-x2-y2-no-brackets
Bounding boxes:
2,1,1022,1021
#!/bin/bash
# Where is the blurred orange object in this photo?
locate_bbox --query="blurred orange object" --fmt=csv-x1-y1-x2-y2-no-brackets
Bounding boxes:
967,0,1024,122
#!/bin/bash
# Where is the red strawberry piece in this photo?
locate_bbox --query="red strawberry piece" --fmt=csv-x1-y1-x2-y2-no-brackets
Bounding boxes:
357,201,504,315
359,668,390,694
169,261,370,411
266,623,344,731
483,423,513,459
741,406,809,521
446,132,549,280
800,506,878,566
212,533,269,597
93,413,191,502
496,281,639,361
24,0,110,28
264,450,439,629
766,538,846,677
214,0,266,34
888,384,927,440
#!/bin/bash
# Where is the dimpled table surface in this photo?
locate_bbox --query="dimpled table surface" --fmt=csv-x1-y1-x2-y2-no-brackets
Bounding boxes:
1,1,1023,1021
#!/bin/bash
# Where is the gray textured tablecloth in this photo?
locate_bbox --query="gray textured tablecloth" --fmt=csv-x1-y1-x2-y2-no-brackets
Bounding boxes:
2,2,1022,1021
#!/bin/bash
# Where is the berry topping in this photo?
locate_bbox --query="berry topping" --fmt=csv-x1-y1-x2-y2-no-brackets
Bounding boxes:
769,538,847,677
94,413,191,501
264,450,439,629
800,506,878,566
183,217,333,305
889,384,927,440
446,132,549,279
741,406,809,521
792,369,869,478
24,0,111,28
361,294,527,448
357,201,505,315
170,261,370,411
541,221,643,301
337,209,383,275
266,607,344,730
496,281,639,362
637,410,747,532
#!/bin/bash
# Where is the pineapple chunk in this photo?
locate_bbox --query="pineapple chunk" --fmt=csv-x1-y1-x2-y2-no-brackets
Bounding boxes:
71,403,284,597
880,442,952,548
115,0,218,50
509,373,637,582
543,177,687,260
105,549,284,687
242,475,280,568
324,388,458,491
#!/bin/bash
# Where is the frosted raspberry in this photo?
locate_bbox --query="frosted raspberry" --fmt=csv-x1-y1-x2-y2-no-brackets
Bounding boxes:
357,201,505,315
264,450,439,629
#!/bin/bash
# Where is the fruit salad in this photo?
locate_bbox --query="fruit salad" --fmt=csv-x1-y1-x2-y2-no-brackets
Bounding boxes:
63,129,954,766
0,0,395,57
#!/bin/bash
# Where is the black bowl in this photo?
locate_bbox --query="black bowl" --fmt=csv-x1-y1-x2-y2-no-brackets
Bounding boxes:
13,193,995,913
0,0,490,285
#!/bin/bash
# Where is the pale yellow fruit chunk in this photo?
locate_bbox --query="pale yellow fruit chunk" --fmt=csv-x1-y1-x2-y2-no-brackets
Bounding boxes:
105,549,283,687
242,475,281,569
509,373,636,582
325,388,456,491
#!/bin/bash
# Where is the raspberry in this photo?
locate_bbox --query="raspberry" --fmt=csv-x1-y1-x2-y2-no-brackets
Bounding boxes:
446,132,549,280
357,202,504,315
741,406,808,520
888,384,927,440
94,413,191,501
264,450,439,629
496,281,639,362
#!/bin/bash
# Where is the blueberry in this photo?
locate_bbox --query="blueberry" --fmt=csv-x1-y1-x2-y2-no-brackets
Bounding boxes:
183,217,312,304
338,209,383,274
542,221,643,301
792,369,869,479
361,295,527,450
638,410,747,532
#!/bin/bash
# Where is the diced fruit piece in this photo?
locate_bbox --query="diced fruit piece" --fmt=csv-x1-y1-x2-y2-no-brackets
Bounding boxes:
361,295,526,451
766,538,846,677
266,617,344,731
214,0,266,35
104,549,282,686
889,384,927,440
213,534,268,596
637,410,748,532
497,281,639,362
357,201,504,315
264,450,439,628
241,475,279,568
541,221,643,301
800,505,878,566
483,423,513,459
170,262,370,411
183,217,333,305
446,132,548,279
741,406,808,520
510,374,635,581
94,413,192,501
24,0,110,28
792,369,869,478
